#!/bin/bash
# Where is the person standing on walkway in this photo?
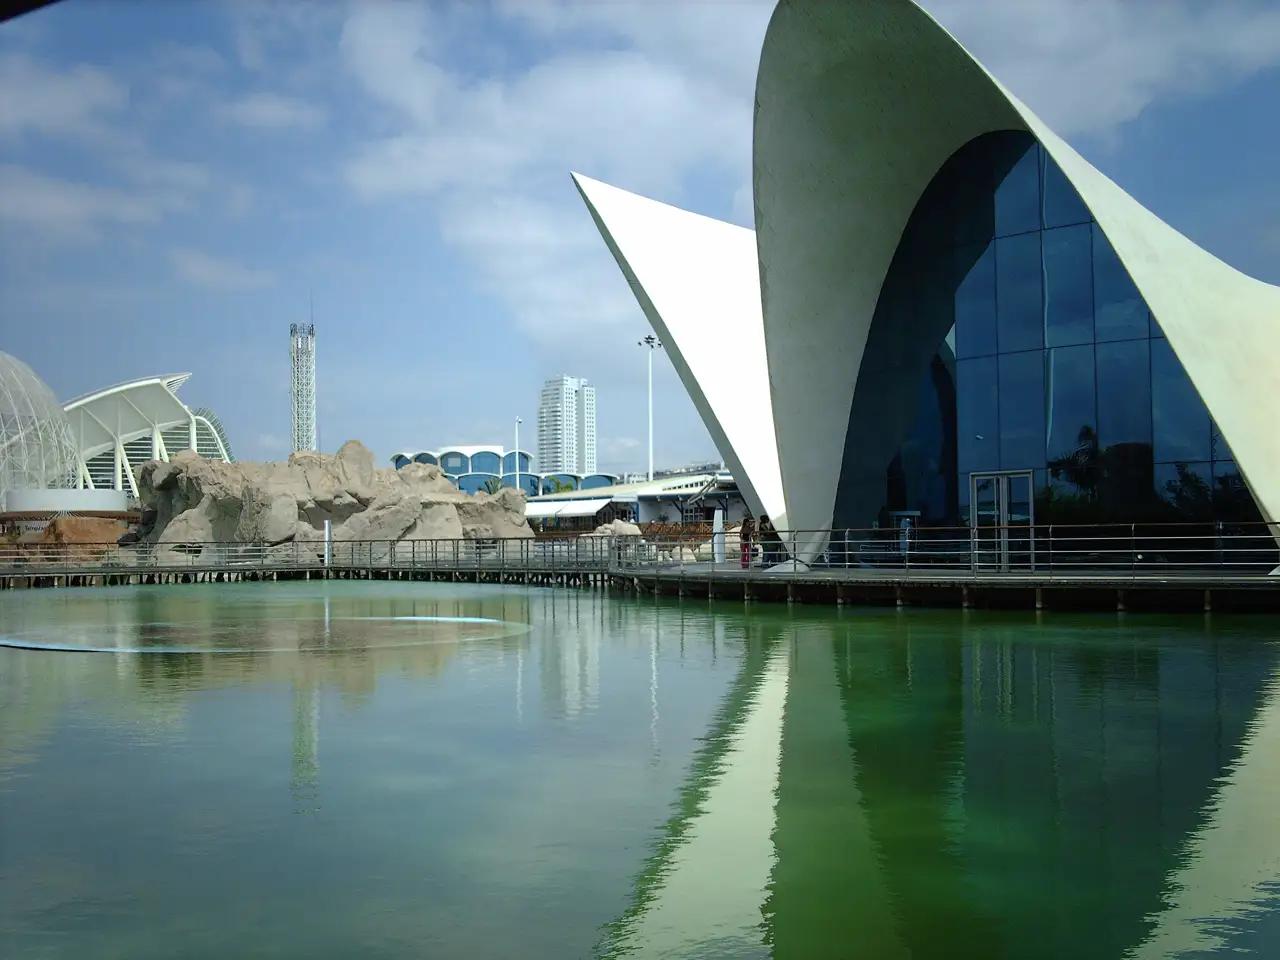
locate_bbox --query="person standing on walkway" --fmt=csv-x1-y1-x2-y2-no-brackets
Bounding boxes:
758,515,776,567
739,515,755,569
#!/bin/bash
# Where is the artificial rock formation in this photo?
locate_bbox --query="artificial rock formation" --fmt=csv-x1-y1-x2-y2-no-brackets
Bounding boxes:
130,440,531,562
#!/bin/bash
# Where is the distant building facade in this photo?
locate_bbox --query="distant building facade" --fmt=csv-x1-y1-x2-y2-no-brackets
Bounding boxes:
537,376,596,475
389,444,616,497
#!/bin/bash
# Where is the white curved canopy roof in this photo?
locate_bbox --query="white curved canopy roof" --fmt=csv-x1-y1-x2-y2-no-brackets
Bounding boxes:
575,0,1280,561
64,374,195,458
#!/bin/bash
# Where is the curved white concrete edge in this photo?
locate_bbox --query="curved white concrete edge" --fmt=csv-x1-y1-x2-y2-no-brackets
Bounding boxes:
754,0,1280,559
571,173,787,525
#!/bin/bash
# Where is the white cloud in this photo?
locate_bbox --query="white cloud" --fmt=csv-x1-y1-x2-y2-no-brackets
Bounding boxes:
929,0,1280,135
0,164,170,241
338,1,766,361
170,247,275,290
0,52,126,140
219,92,326,131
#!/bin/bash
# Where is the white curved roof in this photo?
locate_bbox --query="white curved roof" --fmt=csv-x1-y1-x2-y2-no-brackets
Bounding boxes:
575,0,1280,561
64,373,195,458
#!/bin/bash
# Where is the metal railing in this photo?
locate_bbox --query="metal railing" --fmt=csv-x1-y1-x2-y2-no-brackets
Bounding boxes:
1,522,1277,580
0,535,623,575
611,521,1280,580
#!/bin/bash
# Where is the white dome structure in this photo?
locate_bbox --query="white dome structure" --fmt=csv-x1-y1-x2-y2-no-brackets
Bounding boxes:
0,351,78,506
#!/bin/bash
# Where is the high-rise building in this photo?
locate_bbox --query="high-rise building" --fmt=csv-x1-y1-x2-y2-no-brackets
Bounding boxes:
290,324,317,454
537,375,596,475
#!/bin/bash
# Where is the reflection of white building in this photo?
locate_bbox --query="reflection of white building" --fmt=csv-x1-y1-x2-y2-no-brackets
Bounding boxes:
63,374,234,499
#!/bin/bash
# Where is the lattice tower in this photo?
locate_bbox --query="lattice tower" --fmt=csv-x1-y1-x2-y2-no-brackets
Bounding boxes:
290,324,317,453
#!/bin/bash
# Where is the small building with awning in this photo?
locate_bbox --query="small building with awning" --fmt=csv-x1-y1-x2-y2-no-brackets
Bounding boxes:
525,472,748,533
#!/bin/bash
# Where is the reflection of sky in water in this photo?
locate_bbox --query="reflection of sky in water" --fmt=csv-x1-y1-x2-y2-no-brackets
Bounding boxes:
2,585,1280,958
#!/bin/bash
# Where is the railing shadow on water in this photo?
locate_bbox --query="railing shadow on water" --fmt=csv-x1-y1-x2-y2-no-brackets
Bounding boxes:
1,521,1277,581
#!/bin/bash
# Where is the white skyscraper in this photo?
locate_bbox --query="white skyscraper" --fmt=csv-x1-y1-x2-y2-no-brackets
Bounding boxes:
537,375,596,474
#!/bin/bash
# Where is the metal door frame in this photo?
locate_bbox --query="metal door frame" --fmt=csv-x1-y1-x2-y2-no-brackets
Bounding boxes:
969,470,1035,572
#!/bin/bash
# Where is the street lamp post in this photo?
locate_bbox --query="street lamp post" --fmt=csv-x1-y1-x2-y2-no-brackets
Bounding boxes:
638,335,663,481
514,417,522,491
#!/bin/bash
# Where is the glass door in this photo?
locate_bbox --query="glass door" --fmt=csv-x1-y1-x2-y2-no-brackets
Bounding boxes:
969,471,1036,572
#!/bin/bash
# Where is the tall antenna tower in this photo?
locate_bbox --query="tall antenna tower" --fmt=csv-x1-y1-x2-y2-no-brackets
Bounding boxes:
290,322,317,453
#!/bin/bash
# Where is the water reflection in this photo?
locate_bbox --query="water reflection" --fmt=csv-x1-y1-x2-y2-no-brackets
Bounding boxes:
602,610,1280,959
2,586,1280,958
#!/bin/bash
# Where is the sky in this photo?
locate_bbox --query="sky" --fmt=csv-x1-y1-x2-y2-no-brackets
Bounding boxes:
2,0,1279,475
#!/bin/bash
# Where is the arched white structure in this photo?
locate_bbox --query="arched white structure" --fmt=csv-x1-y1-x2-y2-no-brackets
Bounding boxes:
63,374,234,499
575,0,1280,563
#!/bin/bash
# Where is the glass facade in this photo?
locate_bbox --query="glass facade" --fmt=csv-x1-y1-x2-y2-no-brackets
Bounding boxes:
837,130,1263,530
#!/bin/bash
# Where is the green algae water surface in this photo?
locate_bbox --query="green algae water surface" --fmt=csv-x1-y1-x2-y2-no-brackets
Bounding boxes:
2,581,1280,959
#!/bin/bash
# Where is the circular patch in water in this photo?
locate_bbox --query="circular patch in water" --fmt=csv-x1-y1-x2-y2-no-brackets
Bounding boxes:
0,614,530,655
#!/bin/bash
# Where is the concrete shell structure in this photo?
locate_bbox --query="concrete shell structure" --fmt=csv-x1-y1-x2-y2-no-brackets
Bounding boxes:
575,0,1280,563
64,374,234,499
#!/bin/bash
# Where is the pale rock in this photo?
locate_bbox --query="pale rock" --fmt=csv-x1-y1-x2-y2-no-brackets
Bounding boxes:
584,519,642,537
131,440,532,562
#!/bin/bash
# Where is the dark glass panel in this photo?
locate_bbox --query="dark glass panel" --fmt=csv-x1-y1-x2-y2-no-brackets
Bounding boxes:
957,356,999,476
1156,462,1214,522
1093,223,1148,342
1210,419,1236,462
1096,339,1151,449
1046,345,1097,487
1043,224,1094,347
996,232,1044,354
952,142,995,247
994,139,1041,237
1213,461,1265,525
1151,338,1210,463
1042,151,1092,229
998,350,1045,470
954,243,997,359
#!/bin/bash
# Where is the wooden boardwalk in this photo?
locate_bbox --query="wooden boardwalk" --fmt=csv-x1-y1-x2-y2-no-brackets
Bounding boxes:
3,551,1278,612
613,563,1280,613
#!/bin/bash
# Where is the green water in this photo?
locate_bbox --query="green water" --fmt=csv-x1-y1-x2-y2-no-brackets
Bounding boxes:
2,583,1280,959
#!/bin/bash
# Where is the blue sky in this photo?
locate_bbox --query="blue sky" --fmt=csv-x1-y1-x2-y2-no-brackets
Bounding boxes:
2,0,1279,474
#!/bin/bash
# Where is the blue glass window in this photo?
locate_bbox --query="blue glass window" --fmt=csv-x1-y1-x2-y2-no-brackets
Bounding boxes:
952,146,995,247
1041,152,1091,229
994,141,1041,237
998,350,1045,470
831,129,1264,533
996,232,1044,354
1046,345,1096,464
1151,338,1210,463
1093,224,1149,342
440,453,468,475
1156,462,1213,520
954,243,997,359
470,451,501,474
1096,339,1151,448
1043,224,1093,347
1213,461,1263,524
956,356,999,476
1210,419,1235,462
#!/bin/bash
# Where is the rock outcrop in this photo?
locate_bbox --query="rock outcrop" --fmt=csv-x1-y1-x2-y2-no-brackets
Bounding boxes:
130,440,531,562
